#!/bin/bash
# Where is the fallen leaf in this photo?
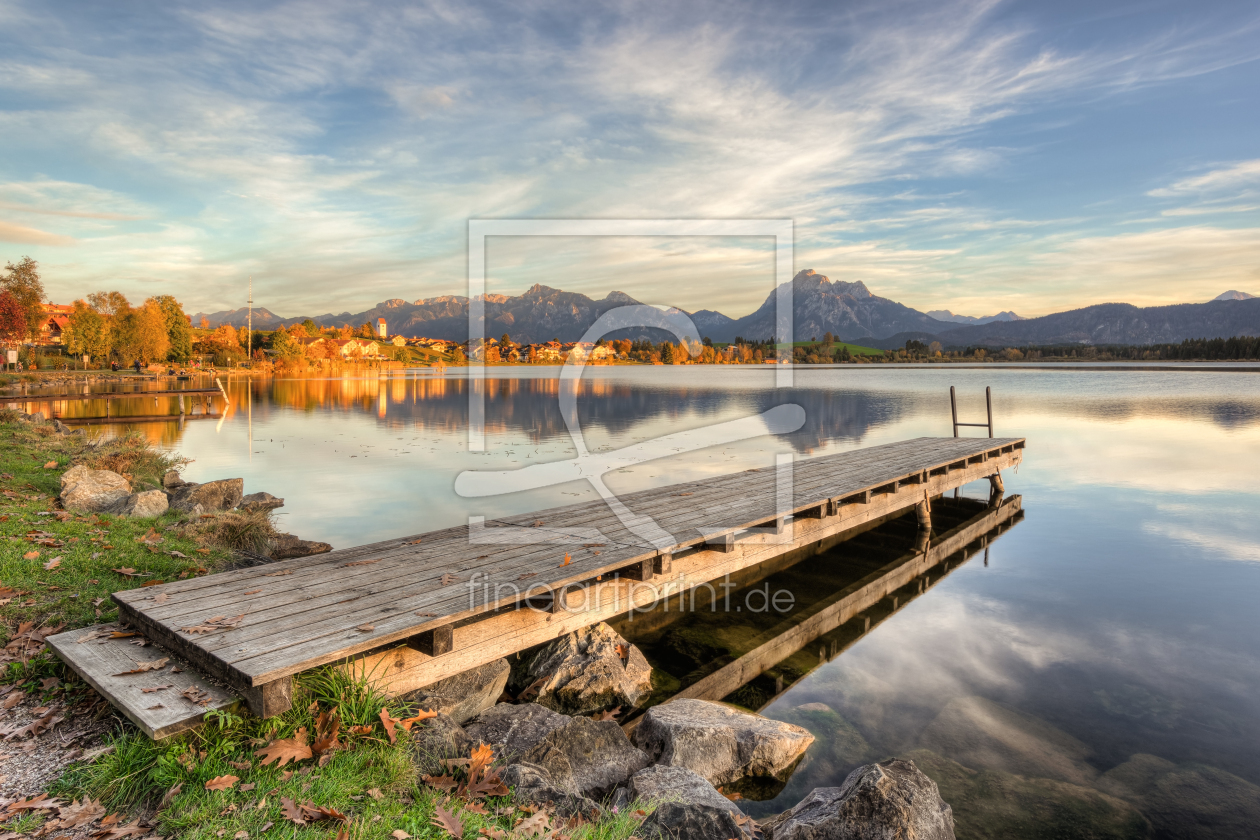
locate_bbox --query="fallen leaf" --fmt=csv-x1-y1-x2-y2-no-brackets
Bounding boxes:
255,727,313,766
111,568,147,577
615,644,629,663
516,572,536,581
2,691,25,710
264,569,292,576
43,461,57,468
279,798,306,826
109,631,138,639
158,782,182,810
243,589,261,595
23,551,39,560
205,775,239,791
356,623,375,632
240,783,256,792
405,538,424,545
559,553,570,567
439,573,459,585
3,792,63,814
90,817,152,839
366,787,383,800
141,684,173,693
423,774,459,793
342,559,380,567
432,802,465,837
718,786,743,801
112,658,169,676
153,592,169,604
392,831,412,840
514,811,553,837
54,796,106,828
43,557,61,570
180,614,244,634
593,706,622,721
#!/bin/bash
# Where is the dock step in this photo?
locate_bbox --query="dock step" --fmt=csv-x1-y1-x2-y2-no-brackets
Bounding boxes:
46,623,238,739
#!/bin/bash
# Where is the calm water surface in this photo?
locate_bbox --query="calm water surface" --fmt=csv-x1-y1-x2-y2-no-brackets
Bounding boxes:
60,367,1260,838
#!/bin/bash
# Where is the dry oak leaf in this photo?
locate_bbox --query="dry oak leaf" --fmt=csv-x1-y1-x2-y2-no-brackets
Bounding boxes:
392,832,413,840
159,782,183,810
593,706,621,722
43,461,57,469
111,568,148,577
299,802,349,824
23,551,39,561
356,624,374,632
255,727,313,766
439,573,459,586
2,690,24,710
205,775,239,791
514,811,553,837
431,802,466,838
3,792,63,815
42,557,61,570
279,798,307,826
54,796,107,828
342,559,380,567
90,817,151,839
181,614,244,634
263,569,292,576
112,658,168,676
423,774,459,793
558,553,570,567
615,644,630,663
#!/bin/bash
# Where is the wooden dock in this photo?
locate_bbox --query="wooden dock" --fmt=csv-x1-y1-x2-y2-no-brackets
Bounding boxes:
8,387,222,422
90,436,1022,719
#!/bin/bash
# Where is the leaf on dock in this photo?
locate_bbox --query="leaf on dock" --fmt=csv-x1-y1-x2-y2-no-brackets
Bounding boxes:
439,573,460,585
342,559,380,567
180,614,244,634
112,658,168,675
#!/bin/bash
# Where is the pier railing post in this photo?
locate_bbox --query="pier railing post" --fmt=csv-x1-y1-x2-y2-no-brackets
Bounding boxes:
986,385,993,438
950,386,958,437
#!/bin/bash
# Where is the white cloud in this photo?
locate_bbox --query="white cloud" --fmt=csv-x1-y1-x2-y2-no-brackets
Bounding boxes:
1149,159,1260,198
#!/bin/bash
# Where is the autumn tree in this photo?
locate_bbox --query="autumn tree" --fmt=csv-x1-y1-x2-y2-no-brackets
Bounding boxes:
359,322,374,338
147,295,192,361
0,290,26,346
1,256,45,340
87,291,130,317
64,300,111,362
271,325,303,359
338,324,353,339
114,299,170,364
660,342,675,364
199,316,210,329
301,318,319,336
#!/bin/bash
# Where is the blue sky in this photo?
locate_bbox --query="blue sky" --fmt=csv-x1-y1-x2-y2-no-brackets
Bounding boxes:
1,0,1258,318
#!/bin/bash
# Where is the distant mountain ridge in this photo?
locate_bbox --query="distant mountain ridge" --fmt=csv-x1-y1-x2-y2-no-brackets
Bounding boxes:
926,309,1024,325
1214,290,1255,301
193,272,1260,348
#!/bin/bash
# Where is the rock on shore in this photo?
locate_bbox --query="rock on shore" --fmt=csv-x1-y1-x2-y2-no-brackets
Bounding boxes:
406,658,510,725
60,465,131,513
635,699,814,786
772,759,955,840
516,622,653,716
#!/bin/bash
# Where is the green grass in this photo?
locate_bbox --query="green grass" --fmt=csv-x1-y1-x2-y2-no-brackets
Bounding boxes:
777,340,883,354
0,420,230,634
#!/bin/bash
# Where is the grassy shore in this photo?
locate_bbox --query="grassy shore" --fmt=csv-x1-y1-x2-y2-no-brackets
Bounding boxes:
0,415,654,839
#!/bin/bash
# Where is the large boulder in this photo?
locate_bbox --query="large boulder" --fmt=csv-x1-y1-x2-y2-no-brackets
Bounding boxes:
240,491,285,512
464,703,572,761
60,465,131,513
520,716,649,800
635,699,815,786
639,802,756,840
772,759,955,840
269,534,332,559
627,765,746,815
169,478,244,513
412,712,474,773
517,622,652,716
406,659,510,725
116,489,169,518
500,762,604,819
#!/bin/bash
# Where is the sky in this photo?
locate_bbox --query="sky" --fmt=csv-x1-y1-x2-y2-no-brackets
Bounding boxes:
1,0,1258,319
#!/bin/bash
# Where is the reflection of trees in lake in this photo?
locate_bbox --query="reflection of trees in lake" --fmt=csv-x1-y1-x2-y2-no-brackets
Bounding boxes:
238,375,918,453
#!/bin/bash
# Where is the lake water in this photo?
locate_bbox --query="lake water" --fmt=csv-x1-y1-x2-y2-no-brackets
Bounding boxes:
44,367,1260,838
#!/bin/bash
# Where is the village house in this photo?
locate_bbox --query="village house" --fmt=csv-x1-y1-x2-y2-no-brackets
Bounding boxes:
37,303,74,345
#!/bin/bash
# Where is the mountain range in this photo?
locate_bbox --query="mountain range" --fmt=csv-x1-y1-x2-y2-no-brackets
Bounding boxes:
192,271,1260,349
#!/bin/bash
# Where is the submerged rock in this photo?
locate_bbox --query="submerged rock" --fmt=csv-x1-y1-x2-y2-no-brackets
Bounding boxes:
116,489,169,518
917,695,1097,786
635,698,814,786
1098,753,1260,840
169,478,244,513
268,534,332,559
907,749,1147,840
500,762,604,819
516,622,652,716
627,765,746,815
520,716,649,800
774,759,955,840
60,465,131,513
406,659,510,725
639,802,757,840
464,702,572,761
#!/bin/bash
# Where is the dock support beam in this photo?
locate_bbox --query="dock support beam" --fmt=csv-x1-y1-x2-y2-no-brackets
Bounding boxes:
705,534,735,553
989,471,1004,493
916,499,932,530
242,677,293,718
406,626,454,657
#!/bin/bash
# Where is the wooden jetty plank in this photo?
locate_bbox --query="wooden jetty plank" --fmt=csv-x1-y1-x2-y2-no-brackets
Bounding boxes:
670,495,1023,705
45,623,237,740
331,458,1020,698
114,436,1023,705
148,440,1021,667
59,414,222,425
